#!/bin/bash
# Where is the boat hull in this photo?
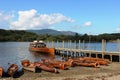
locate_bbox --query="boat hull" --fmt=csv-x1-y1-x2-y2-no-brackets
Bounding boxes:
7,64,18,77
0,67,3,77
29,47,55,56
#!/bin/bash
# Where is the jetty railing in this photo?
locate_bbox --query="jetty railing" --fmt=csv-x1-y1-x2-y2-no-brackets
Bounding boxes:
46,39,120,62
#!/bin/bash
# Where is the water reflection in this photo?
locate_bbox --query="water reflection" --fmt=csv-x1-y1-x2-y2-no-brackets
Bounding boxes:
30,52,54,61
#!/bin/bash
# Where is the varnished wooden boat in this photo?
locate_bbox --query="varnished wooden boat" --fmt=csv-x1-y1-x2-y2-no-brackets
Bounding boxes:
29,40,55,56
7,64,18,77
21,59,30,67
70,57,109,67
42,59,71,70
34,62,59,73
71,57,109,66
82,57,109,65
73,62,100,68
66,57,100,68
0,67,3,77
21,60,41,73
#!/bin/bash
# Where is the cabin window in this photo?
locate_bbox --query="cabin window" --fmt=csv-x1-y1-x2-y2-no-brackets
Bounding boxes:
30,42,46,48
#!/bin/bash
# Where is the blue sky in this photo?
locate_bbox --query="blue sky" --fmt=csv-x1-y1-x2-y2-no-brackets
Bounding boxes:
0,0,120,35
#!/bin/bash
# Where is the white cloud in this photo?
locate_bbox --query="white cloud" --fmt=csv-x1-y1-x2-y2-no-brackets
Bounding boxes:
0,11,13,27
72,21,92,29
10,9,75,30
116,27,120,32
84,21,92,27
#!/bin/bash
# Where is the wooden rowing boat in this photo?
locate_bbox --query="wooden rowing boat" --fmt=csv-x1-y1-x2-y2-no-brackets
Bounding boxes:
21,59,30,67
34,62,59,73
82,57,109,65
0,67,3,77
21,60,41,73
73,61,100,68
7,64,18,77
21,59,58,73
41,59,72,70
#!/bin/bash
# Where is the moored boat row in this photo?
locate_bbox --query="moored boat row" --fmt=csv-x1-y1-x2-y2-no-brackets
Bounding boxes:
21,57,110,74
0,57,110,78
21,59,59,73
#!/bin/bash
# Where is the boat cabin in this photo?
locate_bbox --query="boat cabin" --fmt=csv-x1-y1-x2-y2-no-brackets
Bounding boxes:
30,40,46,48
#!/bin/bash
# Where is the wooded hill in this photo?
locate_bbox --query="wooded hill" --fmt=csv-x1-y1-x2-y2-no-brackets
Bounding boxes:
0,29,120,42
26,29,77,35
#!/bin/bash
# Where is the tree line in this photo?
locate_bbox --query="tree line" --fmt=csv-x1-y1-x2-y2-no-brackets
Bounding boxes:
0,29,120,42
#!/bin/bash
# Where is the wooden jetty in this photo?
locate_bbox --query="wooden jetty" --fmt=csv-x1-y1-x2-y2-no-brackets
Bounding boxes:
55,48,120,62
47,39,120,62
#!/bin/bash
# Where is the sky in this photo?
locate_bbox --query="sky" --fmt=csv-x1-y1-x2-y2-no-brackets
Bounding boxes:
0,0,120,35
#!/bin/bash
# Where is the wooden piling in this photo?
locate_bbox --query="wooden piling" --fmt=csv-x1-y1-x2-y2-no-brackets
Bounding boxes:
74,40,76,49
62,40,65,58
47,41,49,47
102,39,106,59
117,39,120,62
110,54,112,62
67,40,69,58
57,40,59,48
70,40,72,57
78,40,81,57
82,40,85,50
52,41,54,48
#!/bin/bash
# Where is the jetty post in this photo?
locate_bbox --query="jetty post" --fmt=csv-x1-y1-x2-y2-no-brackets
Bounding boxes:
74,40,76,49
102,39,104,59
70,40,72,57
88,34,92,57
74,40,76,57
82,40,85,57
82,40,85,50
102,39,106,59
66,40,69,59
47,40,50,48
62,40,65,58
52,41,54,48
56,40,59,48
78,40,81,57
118,39,120,62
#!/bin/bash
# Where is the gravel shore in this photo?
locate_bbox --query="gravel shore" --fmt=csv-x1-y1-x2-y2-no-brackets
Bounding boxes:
1,62,120,80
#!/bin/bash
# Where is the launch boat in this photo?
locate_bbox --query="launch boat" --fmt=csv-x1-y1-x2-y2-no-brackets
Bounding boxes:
29,40,55,56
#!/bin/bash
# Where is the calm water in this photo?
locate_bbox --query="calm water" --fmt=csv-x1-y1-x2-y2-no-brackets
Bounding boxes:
0,42,60,71
0,42,119,71
47,42,119,51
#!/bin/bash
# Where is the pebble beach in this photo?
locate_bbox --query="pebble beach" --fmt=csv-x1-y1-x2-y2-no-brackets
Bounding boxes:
1,62,120,80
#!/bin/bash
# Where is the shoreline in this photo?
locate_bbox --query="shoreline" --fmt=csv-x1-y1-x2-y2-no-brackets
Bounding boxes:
1,62,120,80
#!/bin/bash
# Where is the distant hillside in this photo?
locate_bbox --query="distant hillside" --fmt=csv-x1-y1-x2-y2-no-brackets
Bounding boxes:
26,29,77,35
1,29,120,42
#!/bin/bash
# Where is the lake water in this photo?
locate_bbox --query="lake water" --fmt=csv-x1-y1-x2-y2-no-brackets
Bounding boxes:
0,42,119,71
47,42,119,51
0,42,60,71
